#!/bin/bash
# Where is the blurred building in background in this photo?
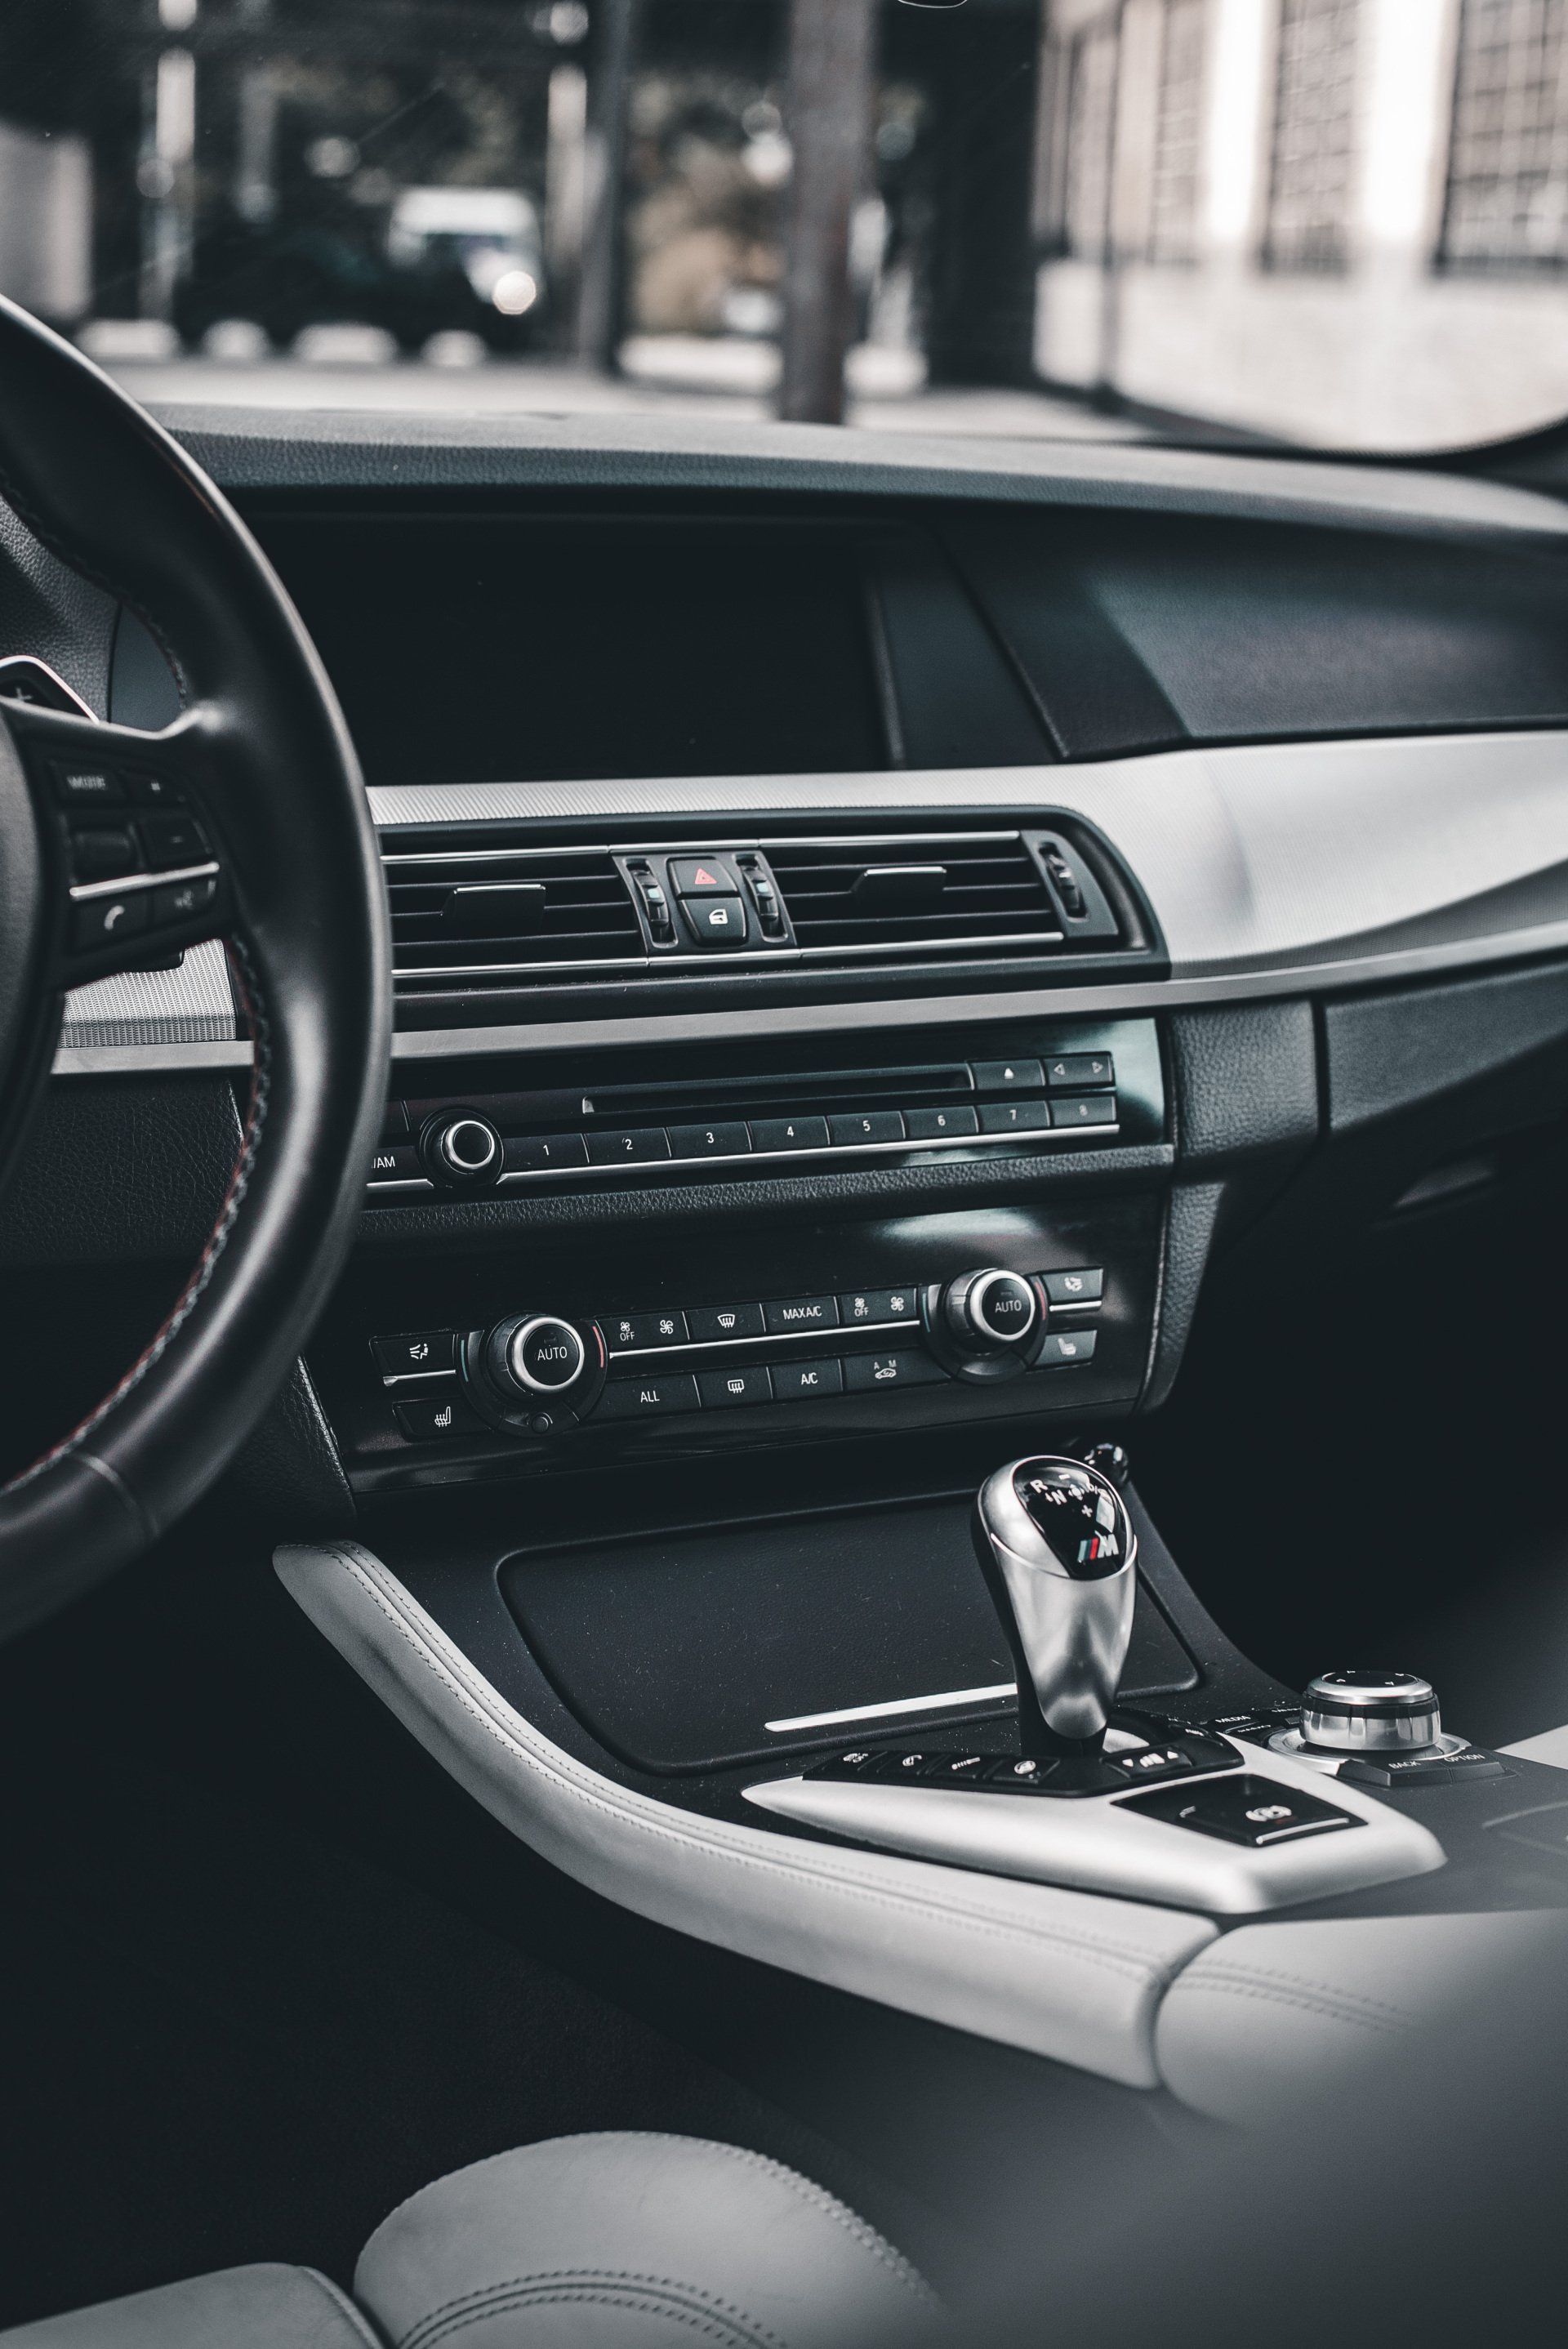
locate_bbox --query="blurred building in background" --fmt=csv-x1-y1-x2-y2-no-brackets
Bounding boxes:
1037,0,1568,447
1,0,1566,445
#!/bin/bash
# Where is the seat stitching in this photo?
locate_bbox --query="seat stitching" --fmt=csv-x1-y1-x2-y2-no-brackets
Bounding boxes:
399,2269,786,2349
297,2263,389,2349
1167,1977,1409,2035
411,2282,768,2349
329,1544,1174,1986
1179,1959,1419,2025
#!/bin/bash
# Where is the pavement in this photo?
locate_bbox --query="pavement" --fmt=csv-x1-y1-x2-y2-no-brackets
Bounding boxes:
99,334,1147,442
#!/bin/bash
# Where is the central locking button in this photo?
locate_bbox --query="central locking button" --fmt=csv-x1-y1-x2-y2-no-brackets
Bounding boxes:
679,893,750,948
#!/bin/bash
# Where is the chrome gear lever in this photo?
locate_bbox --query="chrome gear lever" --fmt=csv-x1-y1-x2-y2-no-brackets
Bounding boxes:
973,1456,1138,1755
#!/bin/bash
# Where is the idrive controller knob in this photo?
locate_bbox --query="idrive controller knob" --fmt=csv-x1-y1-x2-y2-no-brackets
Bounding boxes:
1300,1670,1442,1756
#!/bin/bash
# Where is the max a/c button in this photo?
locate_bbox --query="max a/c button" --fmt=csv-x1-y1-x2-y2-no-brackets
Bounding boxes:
764,1295,839,1334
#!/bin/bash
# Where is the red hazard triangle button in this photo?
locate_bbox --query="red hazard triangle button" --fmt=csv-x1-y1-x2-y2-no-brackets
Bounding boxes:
671,858,733,894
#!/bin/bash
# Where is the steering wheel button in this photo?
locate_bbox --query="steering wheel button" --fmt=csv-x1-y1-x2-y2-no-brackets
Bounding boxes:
54,769,124,807
151,873,218,925
136,811,210,869
70,827,140,880
71,890,149,951
124,771,186,806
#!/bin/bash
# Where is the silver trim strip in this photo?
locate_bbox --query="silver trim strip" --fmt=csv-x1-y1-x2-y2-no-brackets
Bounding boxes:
381,829,1023,863
380,1367,459,1387
0,654,99,720
766,1683,1016,1734
69,858,220,904
608,1316,911,1357
394,928,1064,978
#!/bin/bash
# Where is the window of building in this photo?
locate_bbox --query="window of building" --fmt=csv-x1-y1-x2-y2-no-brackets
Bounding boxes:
1442,0,1568,270
1147,0,1208,261
1063,19,1121,262
1263,0,1361,272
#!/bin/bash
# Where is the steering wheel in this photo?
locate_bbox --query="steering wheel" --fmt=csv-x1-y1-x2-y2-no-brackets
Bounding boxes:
0,296,390,1639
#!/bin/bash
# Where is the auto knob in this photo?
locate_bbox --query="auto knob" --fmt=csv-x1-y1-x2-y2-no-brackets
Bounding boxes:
492,1314,588,1399
942,1267,1042,1353
1299,1669,1442,1756
425,1111,502,1187
469,1311,608,1434
973,1455,1138,1754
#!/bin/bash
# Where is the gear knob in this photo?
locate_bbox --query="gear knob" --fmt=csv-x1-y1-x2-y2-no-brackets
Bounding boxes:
973,1456,1138,1754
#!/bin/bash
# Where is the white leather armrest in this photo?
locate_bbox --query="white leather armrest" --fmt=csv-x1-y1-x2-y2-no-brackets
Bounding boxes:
1499,1723,1568,1769
275,1541,1214,2088
1156,1909,1568,2124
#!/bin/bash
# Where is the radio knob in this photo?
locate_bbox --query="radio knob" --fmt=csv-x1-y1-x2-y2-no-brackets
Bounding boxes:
426,1112,502,1187
944,1267,1040,1353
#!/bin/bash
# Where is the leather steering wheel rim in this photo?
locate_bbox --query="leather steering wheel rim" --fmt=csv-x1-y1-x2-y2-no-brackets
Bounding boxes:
0,296,391,1639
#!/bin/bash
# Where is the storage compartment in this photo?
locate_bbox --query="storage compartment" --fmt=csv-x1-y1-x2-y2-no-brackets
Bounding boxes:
501,1491,1199,1774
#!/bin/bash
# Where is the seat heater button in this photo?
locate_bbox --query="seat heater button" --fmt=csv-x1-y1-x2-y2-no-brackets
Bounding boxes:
772,1357,844,1402
372,1331,457,1378
584,1127,671,1166
394,1396,483,1442
668,1121,752,1160
1045,1051,1115,1090
971,1059,1045,1092
977,1099,1051,1134
1036,1330,1098,1367
1041,1268,1103,1308
749,1117,831,1153
842,1350,945,1393
1122,1774,1361,1847
604,1309,688,1352
905,1106,978,1139
826,1111,906,1146
1049,1094,1117,1130
697,1366,773,1408
506,1133,590,1173
595,1373,701,1420
686,1301,765,1343
839,1286,918,1326
764,1295,840,1335
71,890,149,951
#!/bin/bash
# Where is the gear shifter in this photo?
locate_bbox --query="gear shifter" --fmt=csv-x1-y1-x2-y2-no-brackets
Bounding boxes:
973,1455,1138,1756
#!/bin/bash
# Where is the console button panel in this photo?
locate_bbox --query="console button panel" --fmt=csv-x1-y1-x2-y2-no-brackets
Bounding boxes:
366,1020,1152,1198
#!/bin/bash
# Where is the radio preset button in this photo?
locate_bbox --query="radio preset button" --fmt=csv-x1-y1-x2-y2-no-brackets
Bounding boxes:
904,1106,978,1139
506,1133,589,1172
764,1295,840,1335
668,1121,751,1160
584,1127,672,1165
749,1117,831,1153
1049,1094,1117,1130
977,1099,1051,1134
826,1111,906,1146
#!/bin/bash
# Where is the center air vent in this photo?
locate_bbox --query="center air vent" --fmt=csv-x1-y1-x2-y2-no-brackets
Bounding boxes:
383,837,644,988
761,832,1063,956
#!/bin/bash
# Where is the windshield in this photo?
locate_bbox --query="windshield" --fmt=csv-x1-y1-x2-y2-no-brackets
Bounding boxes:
2,0,1563,455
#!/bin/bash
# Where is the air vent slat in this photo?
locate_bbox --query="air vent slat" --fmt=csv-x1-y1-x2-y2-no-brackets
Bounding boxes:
764,830,1063,957
381,831,644,991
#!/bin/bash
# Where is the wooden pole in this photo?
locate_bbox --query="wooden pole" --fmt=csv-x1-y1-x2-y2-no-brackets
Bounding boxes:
778,0,878,424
